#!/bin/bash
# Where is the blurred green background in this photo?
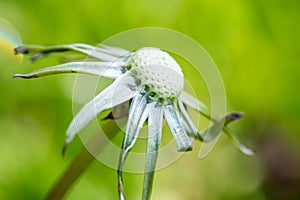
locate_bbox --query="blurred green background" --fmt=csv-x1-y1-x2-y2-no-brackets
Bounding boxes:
1,0,300,199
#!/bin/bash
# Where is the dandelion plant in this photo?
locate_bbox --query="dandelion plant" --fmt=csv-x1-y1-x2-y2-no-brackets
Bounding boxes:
14,41,253,200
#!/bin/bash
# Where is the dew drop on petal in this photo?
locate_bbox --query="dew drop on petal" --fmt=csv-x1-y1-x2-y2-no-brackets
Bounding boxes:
0,18,23,62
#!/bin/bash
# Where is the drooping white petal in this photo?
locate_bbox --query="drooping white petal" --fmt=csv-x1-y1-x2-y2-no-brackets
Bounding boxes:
14,44,123,62
68,44,123,61
138,102,155,128
164,102,192,152
180,91,211,120
199,112,244,142
198,118,224,142
71,43,131,61
117,92,149,199
65,72,137,145
224,128,255,155
142,103,163,200
94,44,131,57
198,113,254,158
13,61,127,79
180,91,223,143
122,93,149,153
224,112,244,126
177,100,199,138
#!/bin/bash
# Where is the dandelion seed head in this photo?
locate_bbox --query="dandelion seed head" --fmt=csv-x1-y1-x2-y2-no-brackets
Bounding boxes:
129,47,184,99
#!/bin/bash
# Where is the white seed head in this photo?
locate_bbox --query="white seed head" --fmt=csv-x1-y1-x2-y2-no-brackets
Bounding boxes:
129,47,184,98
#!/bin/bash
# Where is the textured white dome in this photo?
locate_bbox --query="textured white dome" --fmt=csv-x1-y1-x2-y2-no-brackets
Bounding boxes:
129,47,184,98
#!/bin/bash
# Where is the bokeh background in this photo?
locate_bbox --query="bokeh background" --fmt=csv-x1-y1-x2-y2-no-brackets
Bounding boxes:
1,0,300,199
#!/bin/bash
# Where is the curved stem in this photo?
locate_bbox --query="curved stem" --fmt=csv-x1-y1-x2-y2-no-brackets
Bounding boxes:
45,120,121,200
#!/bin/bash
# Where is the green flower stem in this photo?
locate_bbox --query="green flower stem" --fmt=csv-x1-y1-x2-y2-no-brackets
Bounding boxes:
45,120,121,200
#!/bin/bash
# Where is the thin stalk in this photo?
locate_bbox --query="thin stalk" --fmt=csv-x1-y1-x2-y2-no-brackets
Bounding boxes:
45,120,121,200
